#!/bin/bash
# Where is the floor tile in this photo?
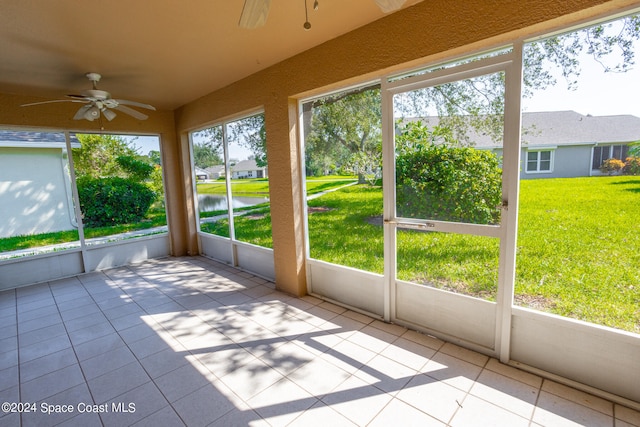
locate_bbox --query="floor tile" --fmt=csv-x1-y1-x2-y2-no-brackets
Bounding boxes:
131,405,186,426
139,346,190,379
287,400,357,427
287,356,351,397
0,365,18,393
2,257,636,427
470,368,539,418
532,390,614,427
19,334,72,364
450,394,530,427
20,347,77,383
98,381,168,427
153,361,211,403
380,336,435,371
67,320,115,346
422,351,483,392
80,345,137,379
369,397,446,427
219,355,285,401
542,380,613,416
87,361,150,403
73,332,126,361
353,353,418,394
18,321,67,347
395,374,467,424
20,363,85,402
321,375,393,426
172,383,237,427
247,376,317,426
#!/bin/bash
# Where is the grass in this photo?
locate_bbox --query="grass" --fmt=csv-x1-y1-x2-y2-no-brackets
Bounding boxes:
303,175,640,333
197,175,357,196
2,174,638,332
515,176,640,331
0,209,167,253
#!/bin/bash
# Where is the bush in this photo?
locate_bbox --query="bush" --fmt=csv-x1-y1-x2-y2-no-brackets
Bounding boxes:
623,156,640,175
600,158,625,175
77,177,156,227
395,121,502,224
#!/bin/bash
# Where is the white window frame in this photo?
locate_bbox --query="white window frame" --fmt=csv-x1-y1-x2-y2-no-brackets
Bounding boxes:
525,149,554,174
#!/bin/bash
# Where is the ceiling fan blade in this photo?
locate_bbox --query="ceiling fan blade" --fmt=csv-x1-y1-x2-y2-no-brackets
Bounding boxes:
21,99,84,107
114,104,149,120
239,0,271,29
113,99,156,111
102,108,117,121
73,104,93,120
66,94,88,100
374,0,406,13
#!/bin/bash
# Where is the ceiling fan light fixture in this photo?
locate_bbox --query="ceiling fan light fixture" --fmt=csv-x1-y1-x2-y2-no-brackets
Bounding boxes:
84,106,101,121
239,0,271,29
374,0,406,13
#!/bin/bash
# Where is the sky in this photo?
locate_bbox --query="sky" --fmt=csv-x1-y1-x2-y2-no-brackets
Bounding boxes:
524,17,640,118
523,47,640,118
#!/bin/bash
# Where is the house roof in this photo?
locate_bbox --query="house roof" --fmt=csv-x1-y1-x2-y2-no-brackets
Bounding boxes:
520,111,640,148
206,165,226,174
232,159,262,172
410,111,640,149
0,130,80,148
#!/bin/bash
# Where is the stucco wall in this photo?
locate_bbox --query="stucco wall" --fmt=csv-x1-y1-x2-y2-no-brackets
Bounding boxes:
0,147,75,238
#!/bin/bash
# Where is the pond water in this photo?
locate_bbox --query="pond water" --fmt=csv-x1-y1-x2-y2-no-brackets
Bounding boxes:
198,194,269,212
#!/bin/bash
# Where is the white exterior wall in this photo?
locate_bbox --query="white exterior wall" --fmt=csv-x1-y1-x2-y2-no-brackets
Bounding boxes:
0,147,76,238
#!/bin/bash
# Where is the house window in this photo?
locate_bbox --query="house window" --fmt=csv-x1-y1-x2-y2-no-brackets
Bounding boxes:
526,150,552,173
592,145,629,170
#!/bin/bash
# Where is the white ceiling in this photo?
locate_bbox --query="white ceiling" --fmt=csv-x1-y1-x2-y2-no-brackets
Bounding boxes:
0,0,422,111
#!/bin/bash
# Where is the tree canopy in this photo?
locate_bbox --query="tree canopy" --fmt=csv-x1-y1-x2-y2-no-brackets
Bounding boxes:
302,15,640,179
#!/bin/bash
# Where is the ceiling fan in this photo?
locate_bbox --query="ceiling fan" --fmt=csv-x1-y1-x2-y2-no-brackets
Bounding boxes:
21,72,156,122
239,0,407,29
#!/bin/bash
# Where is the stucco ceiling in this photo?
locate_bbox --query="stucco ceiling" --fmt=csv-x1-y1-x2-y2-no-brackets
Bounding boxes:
0,0,422,111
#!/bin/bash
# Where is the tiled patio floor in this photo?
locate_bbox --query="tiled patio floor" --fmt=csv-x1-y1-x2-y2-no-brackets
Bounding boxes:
1,256,638,427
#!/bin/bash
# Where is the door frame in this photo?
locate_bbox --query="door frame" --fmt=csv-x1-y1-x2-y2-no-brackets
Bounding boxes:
381,44,523,359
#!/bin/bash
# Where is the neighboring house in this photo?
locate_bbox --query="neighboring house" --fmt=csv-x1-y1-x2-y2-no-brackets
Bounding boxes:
516,111,640,179
0,131,80,238
205,165,226,180
194,167,209,180
231,159,268,179
414,111,640,179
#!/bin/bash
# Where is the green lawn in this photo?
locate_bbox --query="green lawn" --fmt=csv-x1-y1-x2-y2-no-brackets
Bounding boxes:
2,174,638,332
0,209,167,253
303,176,640,333
197,175,357,196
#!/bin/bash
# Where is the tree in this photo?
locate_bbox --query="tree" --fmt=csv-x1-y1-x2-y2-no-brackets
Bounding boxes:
194,114,267,168
305,85,382,183
193,140,224,169
73,134,138,178
227,114,267,167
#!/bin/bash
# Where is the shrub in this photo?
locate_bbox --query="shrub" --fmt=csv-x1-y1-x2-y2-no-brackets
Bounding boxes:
395,121,503,225
623,156,640,175
77,177,156,227
600,158,625,175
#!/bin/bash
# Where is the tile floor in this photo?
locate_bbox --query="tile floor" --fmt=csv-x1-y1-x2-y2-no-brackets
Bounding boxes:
0,256,638,427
